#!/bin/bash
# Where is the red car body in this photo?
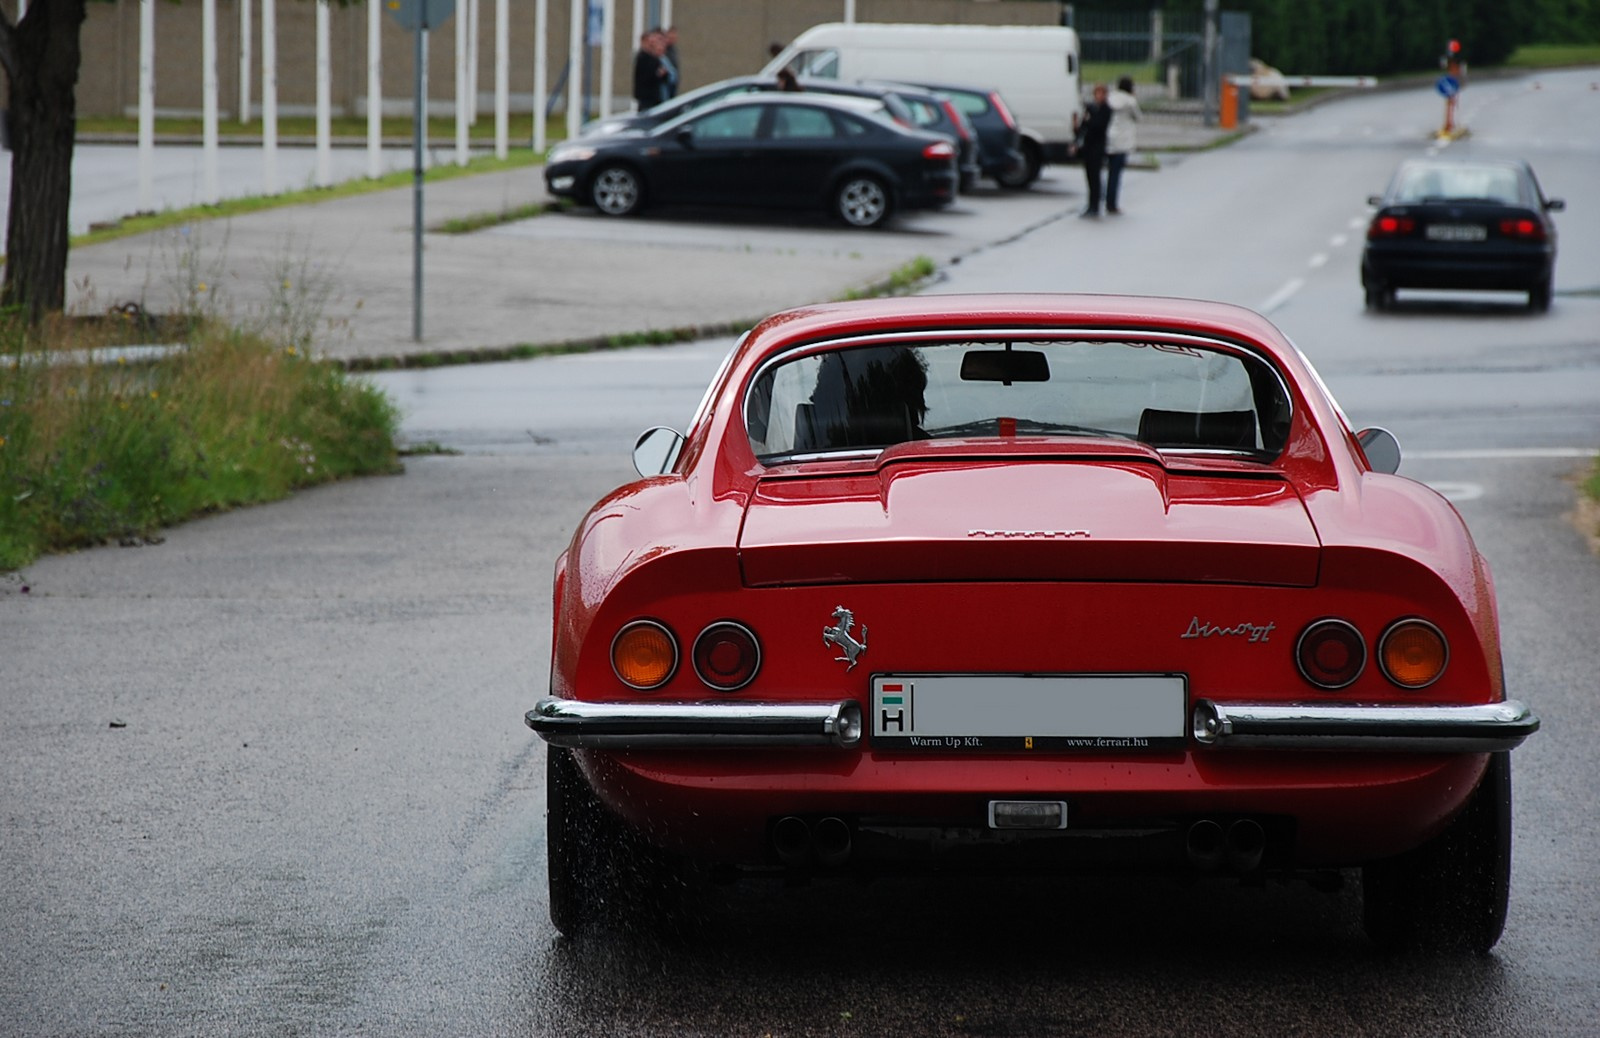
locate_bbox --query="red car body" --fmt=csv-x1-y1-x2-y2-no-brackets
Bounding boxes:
527,294,1538,949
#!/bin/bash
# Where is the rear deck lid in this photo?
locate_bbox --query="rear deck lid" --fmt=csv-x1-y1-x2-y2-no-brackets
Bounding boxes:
739,444,1320,587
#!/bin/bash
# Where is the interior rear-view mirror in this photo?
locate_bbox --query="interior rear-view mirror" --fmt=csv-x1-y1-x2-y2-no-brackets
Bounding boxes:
960,349,1050,384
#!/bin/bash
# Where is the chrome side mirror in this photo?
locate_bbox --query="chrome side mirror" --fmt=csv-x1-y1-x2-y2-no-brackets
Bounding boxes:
632,426,685,477
1545,198,1565,212
1356,427,1402,475
1366,194,1383,206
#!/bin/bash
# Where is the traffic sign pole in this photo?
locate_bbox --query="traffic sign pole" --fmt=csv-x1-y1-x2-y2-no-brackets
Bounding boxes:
389,0,458,342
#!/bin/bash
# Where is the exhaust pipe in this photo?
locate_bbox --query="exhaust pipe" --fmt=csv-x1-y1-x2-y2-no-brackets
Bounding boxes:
1186,819,1225,871
772,815,812,867
1226,818,1266,873
812,816,853,868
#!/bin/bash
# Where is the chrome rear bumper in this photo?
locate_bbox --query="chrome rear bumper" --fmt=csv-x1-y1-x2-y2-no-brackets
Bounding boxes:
526,696,1538,753
526,697,863,749
1192,698,1539,752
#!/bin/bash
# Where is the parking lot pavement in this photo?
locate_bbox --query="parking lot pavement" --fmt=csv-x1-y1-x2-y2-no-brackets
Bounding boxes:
56,119,1238,366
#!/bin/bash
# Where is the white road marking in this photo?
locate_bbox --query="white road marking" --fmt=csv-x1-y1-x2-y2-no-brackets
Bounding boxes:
1259,277,1305,314
1330,234,1348,248
1308,253,1329,269
1349,216,1366,229
1426,481,1484,501
1408,447,1600,460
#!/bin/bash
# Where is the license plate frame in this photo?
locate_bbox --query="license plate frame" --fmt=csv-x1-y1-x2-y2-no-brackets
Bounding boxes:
1425,223,1487,242
871,673,1187,752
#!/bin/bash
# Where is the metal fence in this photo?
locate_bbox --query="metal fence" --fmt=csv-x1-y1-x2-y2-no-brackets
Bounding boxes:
1069,7,1251,123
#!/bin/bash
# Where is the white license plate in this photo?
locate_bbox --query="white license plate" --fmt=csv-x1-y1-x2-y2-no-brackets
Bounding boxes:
871,674,1186,752
1426,223,1487,242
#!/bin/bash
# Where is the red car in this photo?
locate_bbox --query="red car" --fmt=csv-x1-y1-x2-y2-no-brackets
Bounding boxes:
526,294,1539,950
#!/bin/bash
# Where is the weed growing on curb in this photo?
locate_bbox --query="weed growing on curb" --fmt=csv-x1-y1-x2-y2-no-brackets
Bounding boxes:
0,311,397,572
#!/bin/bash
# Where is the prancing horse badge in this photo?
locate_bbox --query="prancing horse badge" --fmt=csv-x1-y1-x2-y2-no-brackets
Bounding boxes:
823,606,867,671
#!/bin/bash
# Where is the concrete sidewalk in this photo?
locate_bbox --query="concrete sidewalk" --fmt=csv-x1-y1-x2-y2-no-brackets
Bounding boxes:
60,118,1243,367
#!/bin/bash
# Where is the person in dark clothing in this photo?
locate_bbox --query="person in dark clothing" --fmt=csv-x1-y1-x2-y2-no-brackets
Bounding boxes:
1075,83,1112,218
632,31,665,111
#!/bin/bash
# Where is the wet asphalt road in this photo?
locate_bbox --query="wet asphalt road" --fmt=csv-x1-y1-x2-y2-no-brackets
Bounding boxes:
5,70,1600,1035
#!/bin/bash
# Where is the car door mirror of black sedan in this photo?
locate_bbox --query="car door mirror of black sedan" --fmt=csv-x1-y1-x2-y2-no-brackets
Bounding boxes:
1356,426,1402,475
1545,198,1565,212
633,426,686,477
1367,195,1384,206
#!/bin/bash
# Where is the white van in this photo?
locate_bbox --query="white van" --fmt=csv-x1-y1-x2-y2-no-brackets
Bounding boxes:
761,22,1081,187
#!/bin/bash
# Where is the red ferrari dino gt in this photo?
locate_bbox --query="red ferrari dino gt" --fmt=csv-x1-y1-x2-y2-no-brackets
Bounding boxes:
526,294,1539,950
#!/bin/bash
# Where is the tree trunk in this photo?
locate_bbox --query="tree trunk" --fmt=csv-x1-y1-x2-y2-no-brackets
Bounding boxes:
1,0,88,323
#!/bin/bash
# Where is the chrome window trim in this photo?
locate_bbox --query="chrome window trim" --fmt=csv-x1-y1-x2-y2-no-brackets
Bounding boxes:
741,326,1295,466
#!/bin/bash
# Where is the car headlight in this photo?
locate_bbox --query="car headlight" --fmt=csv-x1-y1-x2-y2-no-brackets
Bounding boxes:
549,145,596,163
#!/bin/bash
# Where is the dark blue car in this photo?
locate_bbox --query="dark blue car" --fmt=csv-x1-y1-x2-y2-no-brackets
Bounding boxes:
1361,158,1563,311
547,94,958,229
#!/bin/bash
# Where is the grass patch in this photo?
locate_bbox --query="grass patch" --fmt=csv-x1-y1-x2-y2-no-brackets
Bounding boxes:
1081,61,1161,86
0,315,400,572
68,151,545,252
1504,44,1600,68
839,256,938,301
436,202,551,234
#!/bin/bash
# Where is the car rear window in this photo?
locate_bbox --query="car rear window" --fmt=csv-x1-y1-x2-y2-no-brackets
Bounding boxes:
745,338,1292,462
1393,165,1523,205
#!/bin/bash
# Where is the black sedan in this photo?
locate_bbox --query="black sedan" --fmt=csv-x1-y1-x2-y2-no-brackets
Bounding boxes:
579,75,915,138
545,94,959,229
1361,158,1564,311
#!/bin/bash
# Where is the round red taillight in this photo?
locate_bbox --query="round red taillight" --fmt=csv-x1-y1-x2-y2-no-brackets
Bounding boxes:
611,620,678,690
1296,618,1367,690
1379,618,1449,689
692,621,761,691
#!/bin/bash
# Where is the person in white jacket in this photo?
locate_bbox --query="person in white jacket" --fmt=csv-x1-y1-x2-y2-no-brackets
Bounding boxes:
1105,76,1142,215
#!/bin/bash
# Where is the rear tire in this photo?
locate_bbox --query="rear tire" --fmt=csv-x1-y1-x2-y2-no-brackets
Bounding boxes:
1528,278,1552,312
996,143,1041,189
1362,752,1511,954
834,174,892,229
546,746,605,938
546,747,683,939
589,164,643,216
1363,279,1393,311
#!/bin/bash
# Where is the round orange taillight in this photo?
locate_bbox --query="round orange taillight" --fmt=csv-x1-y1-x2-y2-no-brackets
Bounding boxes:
1296,618,1367,690
610,620,678,690
1379,619,1449,689
692,621,761,691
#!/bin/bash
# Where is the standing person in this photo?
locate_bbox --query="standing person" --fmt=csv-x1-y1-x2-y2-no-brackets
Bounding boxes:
632,31,664,112
1105,76,1142,215
1074,83,1112,218
662,26,681,98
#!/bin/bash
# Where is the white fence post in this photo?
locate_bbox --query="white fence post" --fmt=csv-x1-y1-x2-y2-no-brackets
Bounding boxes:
316,0,332,187
262,0,278,194
202,0,219,204
138,0,155,212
